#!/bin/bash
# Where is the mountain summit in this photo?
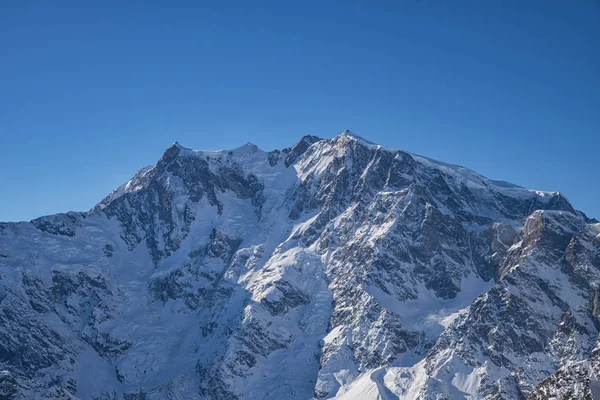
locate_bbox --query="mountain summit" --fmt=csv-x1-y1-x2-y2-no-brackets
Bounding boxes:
1,132,598,399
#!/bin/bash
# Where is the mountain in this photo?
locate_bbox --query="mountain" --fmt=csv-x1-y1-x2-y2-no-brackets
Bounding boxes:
0,131,598,400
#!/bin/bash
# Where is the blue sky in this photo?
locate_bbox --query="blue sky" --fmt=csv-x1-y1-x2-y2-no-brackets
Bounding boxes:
1,1,599,222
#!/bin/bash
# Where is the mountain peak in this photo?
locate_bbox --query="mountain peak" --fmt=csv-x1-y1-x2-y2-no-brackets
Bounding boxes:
338,129,375,145
231,142,260,154
169,140,188,150
283,134,323,167
2,130,597,399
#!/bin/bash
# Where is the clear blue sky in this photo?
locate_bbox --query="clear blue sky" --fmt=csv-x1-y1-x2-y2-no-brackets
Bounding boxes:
1,1,599,222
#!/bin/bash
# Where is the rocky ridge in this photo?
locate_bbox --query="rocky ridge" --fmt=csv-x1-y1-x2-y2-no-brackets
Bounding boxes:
0,131,598,399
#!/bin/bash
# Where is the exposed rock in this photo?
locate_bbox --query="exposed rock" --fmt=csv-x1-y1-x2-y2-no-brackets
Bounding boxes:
0,132,596,399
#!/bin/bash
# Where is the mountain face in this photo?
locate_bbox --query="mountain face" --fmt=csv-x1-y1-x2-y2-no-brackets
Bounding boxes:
1,131,598,400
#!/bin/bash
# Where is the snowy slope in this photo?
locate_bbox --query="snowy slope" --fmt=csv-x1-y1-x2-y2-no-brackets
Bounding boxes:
0,131,597,399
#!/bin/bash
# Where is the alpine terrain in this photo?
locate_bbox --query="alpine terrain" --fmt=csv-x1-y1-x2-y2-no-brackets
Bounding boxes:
1,131,599,400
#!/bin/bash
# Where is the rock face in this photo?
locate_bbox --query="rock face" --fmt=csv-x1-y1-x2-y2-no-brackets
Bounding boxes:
0,131,598,399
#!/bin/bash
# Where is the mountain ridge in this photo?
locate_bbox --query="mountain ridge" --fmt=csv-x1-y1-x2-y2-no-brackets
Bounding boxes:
0,131,598,399
95,131,584,221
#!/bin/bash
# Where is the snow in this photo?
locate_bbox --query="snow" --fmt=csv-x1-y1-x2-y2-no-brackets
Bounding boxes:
340,129,376,145
335,130,562,206
365,272,492,348
1,131,595,399
96,166,154,210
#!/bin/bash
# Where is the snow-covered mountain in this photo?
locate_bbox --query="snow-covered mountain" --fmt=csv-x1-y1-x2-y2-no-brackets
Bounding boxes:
1,131,598,399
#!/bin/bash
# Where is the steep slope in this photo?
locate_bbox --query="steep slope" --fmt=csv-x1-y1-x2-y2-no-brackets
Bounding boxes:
0,131,596,399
